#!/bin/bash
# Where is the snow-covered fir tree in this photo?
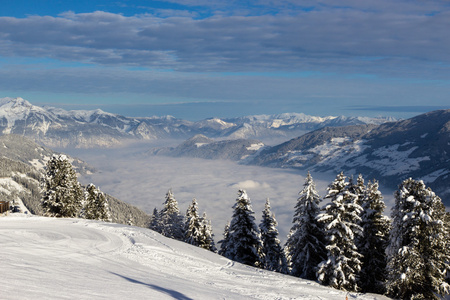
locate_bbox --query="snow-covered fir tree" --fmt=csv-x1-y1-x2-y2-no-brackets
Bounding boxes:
386,178,450,300
159,189,185,241
41,154,83,218
358,180,390,294
317,172,363,292
149,207,162,233
185,198,203,246
349,174,366,252
218,221,231,256
199,212,217,252
284,172,326,280
259,198,287,273
348,174,365,206
83,184,110,221
222,189,263,268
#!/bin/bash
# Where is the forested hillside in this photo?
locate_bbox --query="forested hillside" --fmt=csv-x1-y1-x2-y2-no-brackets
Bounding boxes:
0,135,150,227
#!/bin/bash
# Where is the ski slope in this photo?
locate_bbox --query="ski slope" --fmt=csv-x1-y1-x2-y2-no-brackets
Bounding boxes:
0,215,390,300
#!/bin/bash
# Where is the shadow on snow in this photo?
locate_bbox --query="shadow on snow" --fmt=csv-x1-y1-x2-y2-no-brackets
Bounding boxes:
110,272,194,300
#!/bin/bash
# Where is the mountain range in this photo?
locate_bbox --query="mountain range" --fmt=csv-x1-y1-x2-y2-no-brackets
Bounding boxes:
0,97,394,148
153,109,450,202
248,109,450,198
1,97,448,202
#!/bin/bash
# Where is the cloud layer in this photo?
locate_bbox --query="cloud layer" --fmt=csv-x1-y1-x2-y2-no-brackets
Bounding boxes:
70,142,395,241
1,2,450,76
1,0,449,118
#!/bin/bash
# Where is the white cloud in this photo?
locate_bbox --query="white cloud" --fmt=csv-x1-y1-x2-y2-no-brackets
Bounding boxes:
229,179,271,190
0,5,450,76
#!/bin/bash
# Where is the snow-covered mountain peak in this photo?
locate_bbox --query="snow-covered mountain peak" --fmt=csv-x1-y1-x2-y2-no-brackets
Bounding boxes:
0,97,31,107
0,97,53,117
0,97,50,132
0,97,38,113
194,117,236,130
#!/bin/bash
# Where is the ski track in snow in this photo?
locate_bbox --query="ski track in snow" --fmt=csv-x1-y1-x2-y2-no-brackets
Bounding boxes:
0,215,390,300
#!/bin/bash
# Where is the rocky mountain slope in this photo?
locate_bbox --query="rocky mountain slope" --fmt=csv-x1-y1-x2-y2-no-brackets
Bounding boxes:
0,97,393,148
248,109,450,200
0,134,94,174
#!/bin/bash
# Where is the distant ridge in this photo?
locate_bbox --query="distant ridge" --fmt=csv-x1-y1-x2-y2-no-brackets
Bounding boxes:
151,134,265,161
0,97,394,148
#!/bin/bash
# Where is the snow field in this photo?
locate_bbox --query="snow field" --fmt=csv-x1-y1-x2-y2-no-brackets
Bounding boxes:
0,215,390,299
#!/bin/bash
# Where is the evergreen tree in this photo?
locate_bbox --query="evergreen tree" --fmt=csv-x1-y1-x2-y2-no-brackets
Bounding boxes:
41,154,83,218
224,189,263,267
285,172,326,280
185,198,203,246
386,178,450,300
358,180,390,294
84,183,110,221
149,207,162,233
159,189,185,241
317,172,363,292
218,221,231,256
445,212,450,286
259,198,287,273
348,174,365,206
199,212,217,252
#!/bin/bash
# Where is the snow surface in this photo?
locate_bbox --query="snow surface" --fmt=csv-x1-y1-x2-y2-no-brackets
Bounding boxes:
29,158,47,171
0,215,390,300
282,139,433,180
246,143,265,151
0,177,25,193
367,145,430,176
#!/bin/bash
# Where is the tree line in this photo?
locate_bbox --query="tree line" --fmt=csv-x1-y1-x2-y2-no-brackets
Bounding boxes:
40,154,450,299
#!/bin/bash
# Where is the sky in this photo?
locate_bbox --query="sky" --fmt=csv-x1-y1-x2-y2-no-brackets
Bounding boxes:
1,0,449,120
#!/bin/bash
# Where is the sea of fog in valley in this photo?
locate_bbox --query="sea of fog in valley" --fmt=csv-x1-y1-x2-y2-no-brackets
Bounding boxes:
64,140,396,241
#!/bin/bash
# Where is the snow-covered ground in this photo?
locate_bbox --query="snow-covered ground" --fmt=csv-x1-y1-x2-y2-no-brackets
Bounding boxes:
0,215,390,299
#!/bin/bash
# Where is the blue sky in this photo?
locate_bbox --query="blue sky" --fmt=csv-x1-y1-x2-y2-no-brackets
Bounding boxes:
1,0,449,120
